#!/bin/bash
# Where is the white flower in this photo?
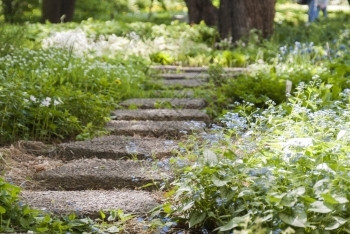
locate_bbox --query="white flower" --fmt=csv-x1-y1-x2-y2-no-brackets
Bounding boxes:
29,95,37,102
41,97,51,107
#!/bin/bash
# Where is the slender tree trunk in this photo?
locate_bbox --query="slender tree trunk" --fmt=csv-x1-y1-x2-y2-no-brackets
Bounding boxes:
184,0,218,26
219,0,276,41
42,0,76,23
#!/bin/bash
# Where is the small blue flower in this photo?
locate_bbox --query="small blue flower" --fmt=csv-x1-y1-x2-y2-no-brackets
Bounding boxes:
137,217,144,223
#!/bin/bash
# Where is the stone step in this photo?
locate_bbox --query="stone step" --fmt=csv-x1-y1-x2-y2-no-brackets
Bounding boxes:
56,136,177,160
159,73,209,80
21,189,158,217
149,89,195,98
107,120,206,137
119,98,206,109
111,109,210,123
157,79,207,88
34,158,171,190
151,65,248,74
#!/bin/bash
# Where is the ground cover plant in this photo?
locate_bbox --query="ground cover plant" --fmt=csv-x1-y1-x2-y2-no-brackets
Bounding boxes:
165,79,350,233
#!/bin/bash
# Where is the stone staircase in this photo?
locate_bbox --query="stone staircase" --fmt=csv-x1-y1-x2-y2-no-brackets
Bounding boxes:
21,66,215,218
21,66,246,219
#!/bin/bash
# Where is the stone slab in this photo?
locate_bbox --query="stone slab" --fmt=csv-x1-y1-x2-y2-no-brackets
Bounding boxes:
34,158,171,190
148,90,195,98
21,190,158,217
107,120,206,137
56,136,177,160
111,109,210,123
160,73,209,80
151,65,248,74
119,98,206,109
158,79,206,88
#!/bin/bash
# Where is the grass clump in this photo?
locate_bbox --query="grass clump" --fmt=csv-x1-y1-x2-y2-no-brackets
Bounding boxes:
0,47,148,145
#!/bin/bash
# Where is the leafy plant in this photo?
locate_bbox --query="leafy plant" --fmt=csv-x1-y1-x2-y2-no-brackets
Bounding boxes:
167,80,350,232
0,177,96,233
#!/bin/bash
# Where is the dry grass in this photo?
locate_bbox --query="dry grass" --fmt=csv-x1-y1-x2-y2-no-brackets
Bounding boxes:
0,141,63,190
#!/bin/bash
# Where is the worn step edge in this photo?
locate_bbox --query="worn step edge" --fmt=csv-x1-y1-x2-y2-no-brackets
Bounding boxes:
156,79,207,88
148,90,195,98
21,190,159,218
34,158,172,191
151,65,248,74
111,109,210,123
159,73,209,80
56,135,177,160
107,120,206,138
119,98,206,109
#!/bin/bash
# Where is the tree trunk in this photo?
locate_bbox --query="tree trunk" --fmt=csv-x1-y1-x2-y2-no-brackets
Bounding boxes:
219,0,276,41
42,0,76,23
184,0,218,26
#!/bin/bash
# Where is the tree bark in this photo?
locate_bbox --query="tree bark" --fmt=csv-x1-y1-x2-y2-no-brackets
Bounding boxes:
42,0,76,23
184,0,218,26
219,0,276,41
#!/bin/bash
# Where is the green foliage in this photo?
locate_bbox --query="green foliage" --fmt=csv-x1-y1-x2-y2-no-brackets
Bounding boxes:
150,51,174,65
74,0,130,21
0,177,96,233
0,0,40,23
168,80,350,232
0,48,147,144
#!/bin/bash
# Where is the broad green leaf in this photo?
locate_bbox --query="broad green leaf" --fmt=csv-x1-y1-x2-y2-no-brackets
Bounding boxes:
268,193,286,203
217,216,247,232
68,213,76,220
279,212,308,228
100,210,106,220
203,149,218,166
325,216,347,230
301,195,316,203
0,206,6,214
260,214,273,222
211,175,228,187
321,193,338,205
281,195,297,207
238,189,253,198
163,203,172,214
292,186,305,196
36,227,49,232
189,211,206,228
308,201,333,214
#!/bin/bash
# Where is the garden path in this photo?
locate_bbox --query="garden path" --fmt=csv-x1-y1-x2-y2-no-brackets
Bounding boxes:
20,66,242,218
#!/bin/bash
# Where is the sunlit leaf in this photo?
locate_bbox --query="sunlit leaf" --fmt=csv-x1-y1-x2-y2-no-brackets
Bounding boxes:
325,216,347,230
279,211,308,228
181,201,194,211
0,206,6,214
100,210,106,220
321,193,338,205
217,216,247,232
308,201,333,214
203,149,218,166
163,203,172,214
334,195,349,204
211,175,228,187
